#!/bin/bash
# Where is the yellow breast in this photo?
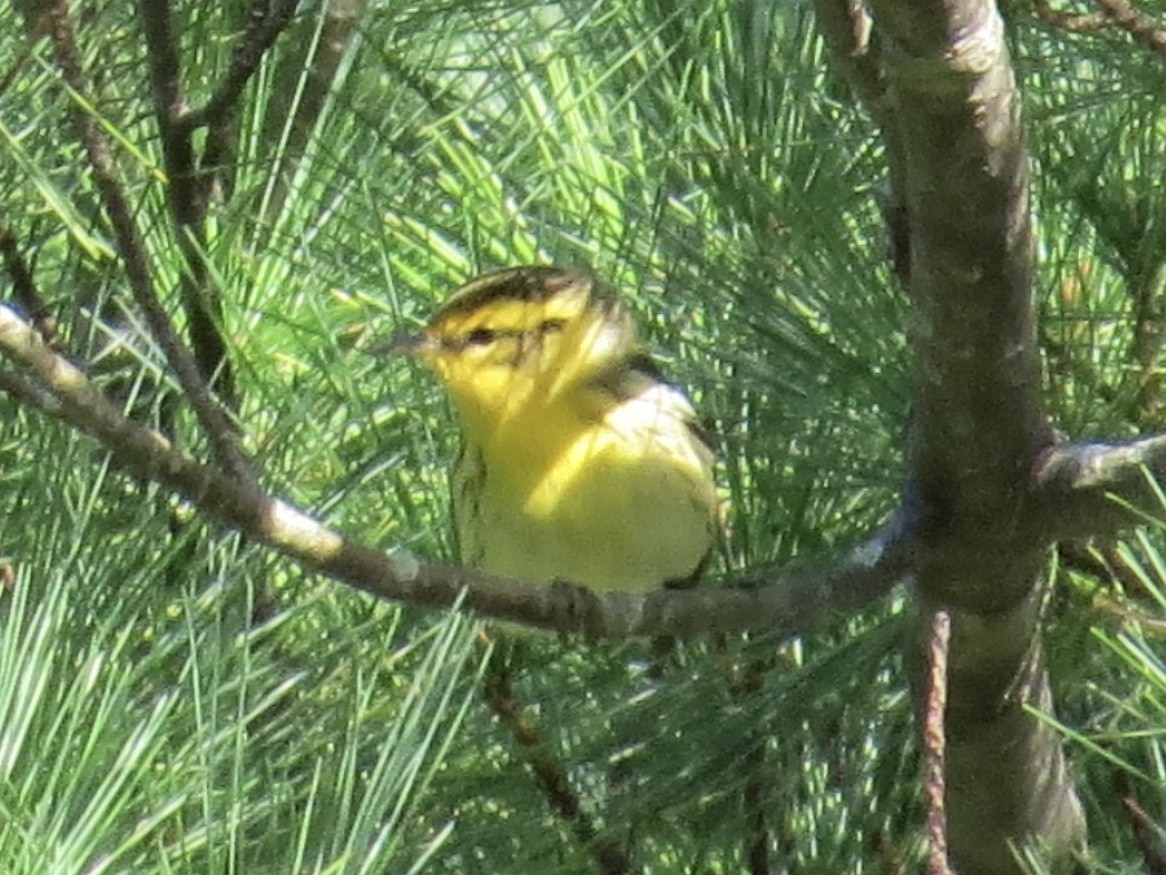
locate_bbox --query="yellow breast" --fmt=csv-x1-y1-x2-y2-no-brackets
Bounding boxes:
456,382,717,591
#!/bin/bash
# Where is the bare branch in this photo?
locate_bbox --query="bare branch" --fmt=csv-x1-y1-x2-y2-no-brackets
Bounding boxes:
923,608,953,875
483,657,631,874
0,302,902,640
138,0,238,409
138,0,188,125
44,0,254,489
827,0,1087,868
737,659,771,875
633,532,908,639
812,0,884,110
1032,0,1166,57
176,0,300,134
1031,436,1166,541
0,9,51,98
255,0,367,225
1092,0,1166,60
1115,772,1166,874
0,223,57,346
869,0,1050,540
1032,1,1110,32
812,0,911,283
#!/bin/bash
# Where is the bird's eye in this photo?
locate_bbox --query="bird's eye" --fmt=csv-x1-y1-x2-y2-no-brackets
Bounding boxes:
464,327,497,346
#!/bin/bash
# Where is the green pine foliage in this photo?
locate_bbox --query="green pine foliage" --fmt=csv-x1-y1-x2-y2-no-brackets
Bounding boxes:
2,0,1166,871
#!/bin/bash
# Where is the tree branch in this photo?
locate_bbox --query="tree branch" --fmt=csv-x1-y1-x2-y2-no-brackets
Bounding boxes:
923,608,953,875
823,0,1085,869
1091,0,1166,60
254,0,367,226
483,656,631,874
0,223,57,346
175,0,299,134
812,0,911,283
1032,0,1110,33
0,302,903,640
139,0,237,407
870,0,1050,548
812,0,883,110
1031,436,1166,541
44,0,255,490
0,367,62,413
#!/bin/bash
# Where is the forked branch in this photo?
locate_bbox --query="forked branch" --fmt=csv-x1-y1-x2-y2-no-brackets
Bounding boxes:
43,0,253,488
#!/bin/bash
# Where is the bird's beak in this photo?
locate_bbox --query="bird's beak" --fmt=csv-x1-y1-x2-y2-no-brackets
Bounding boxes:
369,331,431,357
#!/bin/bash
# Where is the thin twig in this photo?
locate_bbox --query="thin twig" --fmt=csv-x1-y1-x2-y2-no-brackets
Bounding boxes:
202,115,239,203
44,0,256,490
923,608,953,875
811,0,909,286
1031,435,1166,542
1056,540,1152,601
138,0,236,407
1033,0,1166,57
0,13,51,99
137,0,188,124
483,654,631,874
1093,0,1166,59
0,224,57,346
136,1,280,622
811,0,884,108
1032,0,1110,32
740,659,771,875
1114,771,1166,875
176,0,300,133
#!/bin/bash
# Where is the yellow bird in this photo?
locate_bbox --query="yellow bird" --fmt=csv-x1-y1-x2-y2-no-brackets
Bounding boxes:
391,266,717,592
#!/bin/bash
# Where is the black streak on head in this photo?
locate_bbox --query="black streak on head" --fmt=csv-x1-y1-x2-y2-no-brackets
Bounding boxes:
434,266,606,324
